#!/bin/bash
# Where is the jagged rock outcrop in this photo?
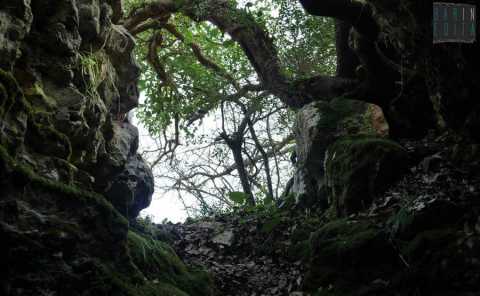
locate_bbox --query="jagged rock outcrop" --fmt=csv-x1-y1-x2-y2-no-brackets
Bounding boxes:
106,152,155,219
1,0,149,219
0,1,214,295
289,98,390,210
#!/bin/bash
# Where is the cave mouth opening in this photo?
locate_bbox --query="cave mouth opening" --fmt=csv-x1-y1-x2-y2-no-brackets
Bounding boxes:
128,1,339,223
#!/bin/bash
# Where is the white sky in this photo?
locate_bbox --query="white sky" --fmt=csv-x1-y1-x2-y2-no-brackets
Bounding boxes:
132,1,290,223
132,92,292,223
132,95,190,223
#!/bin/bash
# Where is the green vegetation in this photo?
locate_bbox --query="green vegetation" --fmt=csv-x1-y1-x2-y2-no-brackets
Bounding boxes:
127,230,215,296
122,0,337,214
81,256,208,296
128,0,335,134
78,51,113,105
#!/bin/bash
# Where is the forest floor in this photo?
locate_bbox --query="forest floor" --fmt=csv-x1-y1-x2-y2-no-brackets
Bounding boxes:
162,211,307,296
154,132,480,296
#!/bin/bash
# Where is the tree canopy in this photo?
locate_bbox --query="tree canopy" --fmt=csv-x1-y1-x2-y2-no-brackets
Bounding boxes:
120,0,372,215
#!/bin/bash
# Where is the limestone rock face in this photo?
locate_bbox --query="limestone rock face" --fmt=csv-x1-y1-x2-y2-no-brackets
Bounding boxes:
0,0,33,69
105,24,140,113
0,1,212,295
0,0,152,217
106,153,155,219
290,98,389,209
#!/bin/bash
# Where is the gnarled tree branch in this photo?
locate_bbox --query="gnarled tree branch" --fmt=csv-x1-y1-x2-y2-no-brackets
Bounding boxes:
124,0,359,109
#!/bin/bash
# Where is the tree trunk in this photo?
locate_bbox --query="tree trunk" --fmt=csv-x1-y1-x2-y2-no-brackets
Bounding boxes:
229,140,255,206
335,20,359,79
247,118,274,200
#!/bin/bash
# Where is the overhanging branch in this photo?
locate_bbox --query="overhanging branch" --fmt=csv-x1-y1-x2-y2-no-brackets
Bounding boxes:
124,0,359,109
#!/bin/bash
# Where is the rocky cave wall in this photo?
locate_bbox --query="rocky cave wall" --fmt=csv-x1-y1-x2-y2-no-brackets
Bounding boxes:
0,1,214,295
0,0,153,219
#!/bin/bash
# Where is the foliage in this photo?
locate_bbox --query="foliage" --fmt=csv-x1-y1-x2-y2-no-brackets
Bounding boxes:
228,191,248,204
123,0,337,215
270,0,336,79
129,0,335,134
78,52,109,102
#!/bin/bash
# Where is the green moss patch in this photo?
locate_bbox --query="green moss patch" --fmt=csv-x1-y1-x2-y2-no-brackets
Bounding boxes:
1,144,215,296
24,82,57,110
85,259,198,296
0,143,129,229
304,218,398,295
127,231,215,296
325,136,409,216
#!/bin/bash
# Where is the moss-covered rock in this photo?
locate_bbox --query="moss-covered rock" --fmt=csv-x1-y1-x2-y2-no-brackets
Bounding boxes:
396,228,478,294
383,194,480,295
128,231,215,296
0,142,215,296
325,136,409,216
388,199,464,240
0,1,210,294
290,97,389,209
304,218,398,295
0,69,28,152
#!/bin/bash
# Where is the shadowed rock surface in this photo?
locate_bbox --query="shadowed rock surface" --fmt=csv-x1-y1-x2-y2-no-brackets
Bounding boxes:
0,1,214,295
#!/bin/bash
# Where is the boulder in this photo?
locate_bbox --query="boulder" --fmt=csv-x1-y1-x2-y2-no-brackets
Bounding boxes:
304,219,398,295
325,136,409,216
290,97,389,209
105,153,154,219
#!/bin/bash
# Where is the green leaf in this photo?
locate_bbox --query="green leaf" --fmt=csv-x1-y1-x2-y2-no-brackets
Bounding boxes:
228,191,247,204
222,39,236,47
263,196,273,206
261,216,281,233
